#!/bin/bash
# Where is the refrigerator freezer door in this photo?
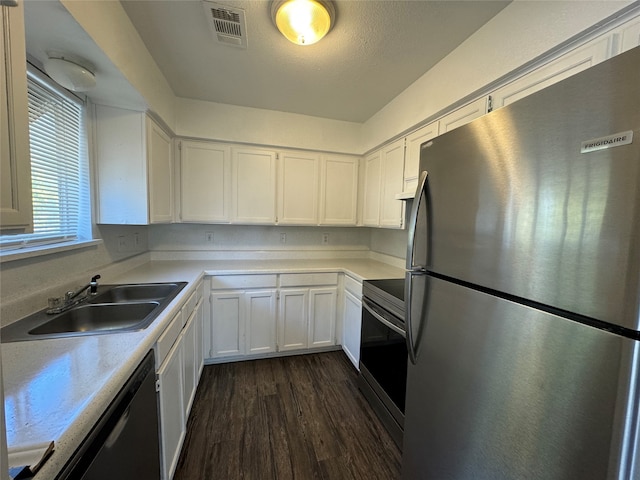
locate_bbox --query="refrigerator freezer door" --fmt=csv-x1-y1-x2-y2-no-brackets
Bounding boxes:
419,46,640,331
406,170,429,271
402,276,640,480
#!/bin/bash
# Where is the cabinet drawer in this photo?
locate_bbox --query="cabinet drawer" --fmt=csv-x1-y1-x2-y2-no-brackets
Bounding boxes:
156,312,183,366
344,275,362,297
280,272,338,287
210,274,277,290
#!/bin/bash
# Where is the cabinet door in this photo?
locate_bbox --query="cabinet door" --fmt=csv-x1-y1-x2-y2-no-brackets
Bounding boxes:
319,155,358,225
157,340,185,480
309,287,337,348
194,298,204,378
0,3,33,233
232,147,277,224
245,290,277,355
362,150,382,226
94,105,149,224
404,122,439,195
379,139,405,228
440,97,488,133
491,36,611,110
210,291,245,357
278,151,319,225
182,312,197,414
342,290,362,370
147,118,173,223
180,141,231,223
616,16,640,54
278,288,309,351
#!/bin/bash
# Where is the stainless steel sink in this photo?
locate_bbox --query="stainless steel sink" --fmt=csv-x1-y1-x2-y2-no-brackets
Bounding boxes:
89,283,181,304
28,302,159,335
1,282,187,343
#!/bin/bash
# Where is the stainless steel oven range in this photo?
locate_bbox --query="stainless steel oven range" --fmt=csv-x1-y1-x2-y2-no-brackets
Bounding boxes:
359,278,407,449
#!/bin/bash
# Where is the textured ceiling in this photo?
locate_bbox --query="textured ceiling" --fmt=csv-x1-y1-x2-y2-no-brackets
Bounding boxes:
120,0,510,122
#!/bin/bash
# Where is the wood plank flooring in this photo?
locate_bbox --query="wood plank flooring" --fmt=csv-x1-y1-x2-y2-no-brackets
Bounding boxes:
174,351,402,480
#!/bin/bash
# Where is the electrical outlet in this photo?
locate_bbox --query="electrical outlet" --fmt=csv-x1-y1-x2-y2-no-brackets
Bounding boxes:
117,235,127,252
322,233,329,245
280,233,287,244
133,232,140,248
205,232,214,243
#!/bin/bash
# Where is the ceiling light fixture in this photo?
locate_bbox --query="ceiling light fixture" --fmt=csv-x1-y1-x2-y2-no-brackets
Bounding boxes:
271,0,335,46
44,54,96,92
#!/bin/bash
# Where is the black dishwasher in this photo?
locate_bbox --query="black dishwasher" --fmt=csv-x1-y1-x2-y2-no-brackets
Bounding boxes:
56,350,161,480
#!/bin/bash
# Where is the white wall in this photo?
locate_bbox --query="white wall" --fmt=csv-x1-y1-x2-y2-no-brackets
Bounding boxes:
362,0,635,152
176,99,363,154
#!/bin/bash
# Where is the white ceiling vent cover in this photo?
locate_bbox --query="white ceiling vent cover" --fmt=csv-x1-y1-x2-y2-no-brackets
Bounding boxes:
202,1,248,49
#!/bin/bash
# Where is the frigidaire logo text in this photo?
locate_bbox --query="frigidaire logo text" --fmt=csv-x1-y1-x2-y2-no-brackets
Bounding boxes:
581,130,634,154
584,134,628,149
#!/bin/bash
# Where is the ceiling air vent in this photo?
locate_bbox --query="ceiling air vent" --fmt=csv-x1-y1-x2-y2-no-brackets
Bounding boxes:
202,1,248,49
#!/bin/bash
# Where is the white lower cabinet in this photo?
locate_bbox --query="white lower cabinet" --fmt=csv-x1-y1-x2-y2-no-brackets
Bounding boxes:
208,273,338,360
342,276,363,370
157,332,184,480
278,288,309,351
181,312,198,414
309,287,337,348
278,273,338,352
210,291,245,357
210,289,278,358
156,281,203,480
246,290,278,355
209,275,278,359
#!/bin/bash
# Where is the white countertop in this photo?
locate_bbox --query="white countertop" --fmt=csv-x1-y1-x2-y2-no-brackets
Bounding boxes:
2,258,404,479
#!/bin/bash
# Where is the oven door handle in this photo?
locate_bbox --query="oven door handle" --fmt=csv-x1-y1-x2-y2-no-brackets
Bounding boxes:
362,298,406,337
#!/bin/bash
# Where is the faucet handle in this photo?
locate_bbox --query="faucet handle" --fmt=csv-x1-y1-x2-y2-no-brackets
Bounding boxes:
48,297,62,309
90,274,101,294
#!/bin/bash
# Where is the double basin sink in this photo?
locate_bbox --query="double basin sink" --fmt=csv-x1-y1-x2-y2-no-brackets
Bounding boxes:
1,282,187,343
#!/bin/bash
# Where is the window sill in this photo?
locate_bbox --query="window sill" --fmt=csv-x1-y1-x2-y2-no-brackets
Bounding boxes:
0,239,103,264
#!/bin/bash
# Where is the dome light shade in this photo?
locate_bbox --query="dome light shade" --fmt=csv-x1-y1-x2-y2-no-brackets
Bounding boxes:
271,0,335,46
44,56,96,92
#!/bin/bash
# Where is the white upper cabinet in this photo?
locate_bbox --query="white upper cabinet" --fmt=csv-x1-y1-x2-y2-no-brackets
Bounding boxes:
147,120,173,223
319,154,359,226
612,15,640,54
1,2,32,233
231,146,277,224
379,139,405,228
491,36,611,110
363,139,405,229
277,150,320,225
179,140,231,223
362,150,382,226
439,97,488,133
95,105,173,224
403,121,439,197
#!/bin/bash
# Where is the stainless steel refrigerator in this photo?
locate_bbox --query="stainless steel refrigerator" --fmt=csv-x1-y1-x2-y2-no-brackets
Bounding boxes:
404,46,640,480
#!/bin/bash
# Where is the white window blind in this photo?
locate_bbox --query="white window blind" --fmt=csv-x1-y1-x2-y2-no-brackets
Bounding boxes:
1,69,89,250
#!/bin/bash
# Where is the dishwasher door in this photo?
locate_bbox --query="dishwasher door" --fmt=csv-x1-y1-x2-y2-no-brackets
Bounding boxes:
57,350,161,480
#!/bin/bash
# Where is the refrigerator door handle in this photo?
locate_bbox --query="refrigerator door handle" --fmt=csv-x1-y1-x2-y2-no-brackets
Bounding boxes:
406,170,428,271
405,270,428,365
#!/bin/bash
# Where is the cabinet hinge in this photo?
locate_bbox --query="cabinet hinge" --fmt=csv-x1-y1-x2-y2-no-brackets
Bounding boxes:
487,95,493,113
275,153,279,160
178,140,182,150
155,379,161,392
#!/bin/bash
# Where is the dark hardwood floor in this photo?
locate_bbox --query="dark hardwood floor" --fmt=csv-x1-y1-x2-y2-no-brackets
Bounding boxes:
174,351,402,480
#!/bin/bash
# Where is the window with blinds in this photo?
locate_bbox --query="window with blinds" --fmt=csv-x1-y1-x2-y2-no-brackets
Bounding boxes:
0,68,89,250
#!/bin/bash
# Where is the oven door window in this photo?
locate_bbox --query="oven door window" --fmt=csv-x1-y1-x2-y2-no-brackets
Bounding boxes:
360,304,407,413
